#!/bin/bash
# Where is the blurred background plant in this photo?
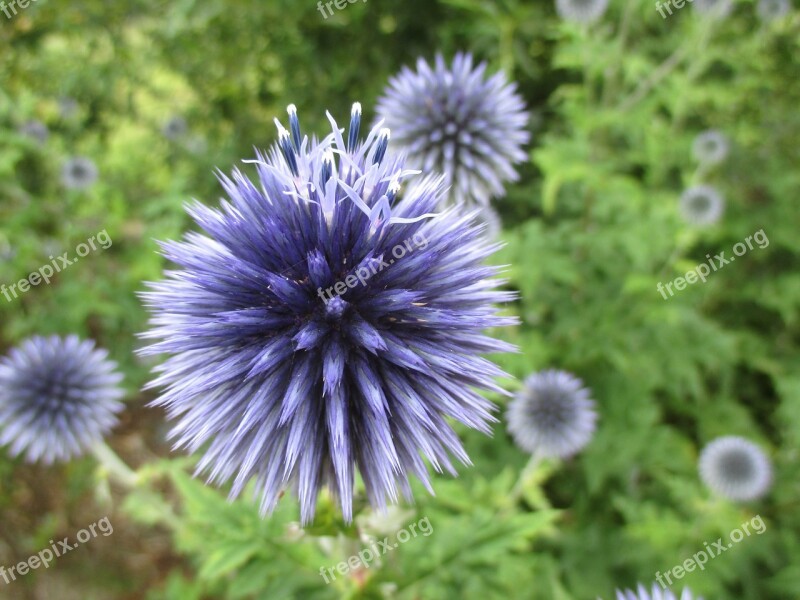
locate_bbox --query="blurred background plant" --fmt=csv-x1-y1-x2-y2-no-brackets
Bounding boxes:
0,0,798,598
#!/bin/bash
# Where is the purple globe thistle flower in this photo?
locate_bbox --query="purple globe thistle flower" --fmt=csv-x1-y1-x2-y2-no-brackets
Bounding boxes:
614,584,701,600
692,130,729,166
678,185,725,226
140,103,517,524
506,369,597,458
162,115,189,141
0,335,125,464
58,97,79,120
61,156,99,190
699,436,772,501
555,0,610,23
0,238,16,262
694,0,735,19
42,238,63,260
18,120,49,145
376,53,529,207
757,0,791,20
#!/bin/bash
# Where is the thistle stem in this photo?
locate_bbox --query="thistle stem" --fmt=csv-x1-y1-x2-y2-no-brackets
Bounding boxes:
92,442,138,488
508,451,542,506
619,45,688,113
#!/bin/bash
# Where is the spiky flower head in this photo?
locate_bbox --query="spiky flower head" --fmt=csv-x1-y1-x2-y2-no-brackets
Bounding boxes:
614,584,701,600
757,0,791,20
61,156,99,190
140,103,517,524
376,53,529,207
0,335,125,464
692,130,729,166
18,120,49,145
506,369,596,458
555,0,610,23
699,435,772,501
0,238,16,261
694,0,735,19
58,97,79,120
678,185,725,226
162,115,189,141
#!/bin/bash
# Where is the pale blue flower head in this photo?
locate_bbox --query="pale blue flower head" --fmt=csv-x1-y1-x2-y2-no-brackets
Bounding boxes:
162,116,188,141
694,0,735,19
58,97,79,120
0,336,125,464
19,120,49,145
757,0,791,20
377,53,529,206
555,0,610,23
506,369,597,458
692,130,729,166
140,103,517,524
62,156,99,190
614,584,701,600
679,185,725,226
699,436,772,501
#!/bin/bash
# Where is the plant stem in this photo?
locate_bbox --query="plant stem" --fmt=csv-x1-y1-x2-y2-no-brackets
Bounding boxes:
619,45,688,113
508,451,542,507
92,442,138,488
602,0,635,106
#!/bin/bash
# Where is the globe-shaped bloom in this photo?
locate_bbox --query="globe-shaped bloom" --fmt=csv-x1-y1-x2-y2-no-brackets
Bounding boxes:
694,0,735,19
614,584,701,600
699,435,772,501
757,0,791,20
692,130,729,166
506,369,597,458
42,239,63,260
58,97,79,120
140,103,517,524
162,116,188,141
376,53,529,207
555,0,610,23
678,185,725,226
0,238,16,261
185,134,208,155
61,156,99,190
0,335,125,464
18,120,49,145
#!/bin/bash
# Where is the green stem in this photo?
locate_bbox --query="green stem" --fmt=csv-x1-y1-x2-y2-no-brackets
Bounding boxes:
619,44,688,113
671,18,717,130
657,228,698,279
499,17,515,75
507,451,542,507
92,442,138,488
602,0,635,106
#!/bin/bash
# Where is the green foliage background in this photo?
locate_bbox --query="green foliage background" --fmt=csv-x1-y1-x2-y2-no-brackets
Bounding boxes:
1,0,798,598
